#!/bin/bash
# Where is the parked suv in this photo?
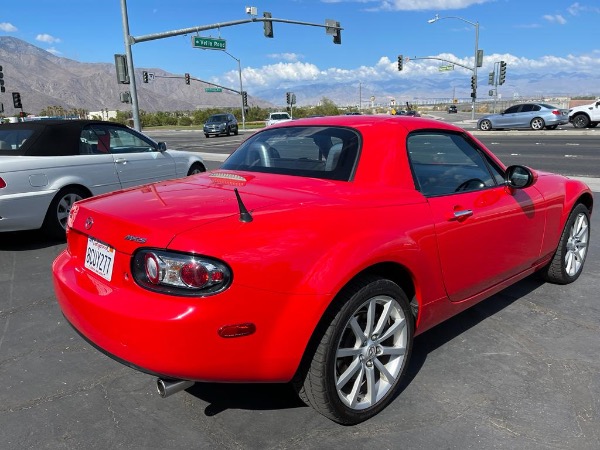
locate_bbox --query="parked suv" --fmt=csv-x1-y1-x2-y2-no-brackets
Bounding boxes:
203,113,238,138
448,105,458,113
568,100,600,128
266,112,292,126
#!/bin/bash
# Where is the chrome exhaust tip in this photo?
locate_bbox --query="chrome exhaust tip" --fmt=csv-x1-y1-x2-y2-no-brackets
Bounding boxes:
156,378,195,398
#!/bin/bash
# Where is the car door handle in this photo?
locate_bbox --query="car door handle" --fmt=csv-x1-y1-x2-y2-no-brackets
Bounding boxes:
450,209,473,221
115,158,128,164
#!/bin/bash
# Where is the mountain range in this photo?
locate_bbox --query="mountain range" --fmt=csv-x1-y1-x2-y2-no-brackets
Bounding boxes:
1,36,597,116
0,36,269,116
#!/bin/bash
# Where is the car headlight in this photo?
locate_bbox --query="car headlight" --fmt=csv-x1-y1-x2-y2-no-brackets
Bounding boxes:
132,249,232,296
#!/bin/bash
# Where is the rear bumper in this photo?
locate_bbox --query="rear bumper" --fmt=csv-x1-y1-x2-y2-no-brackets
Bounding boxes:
52,249,329,383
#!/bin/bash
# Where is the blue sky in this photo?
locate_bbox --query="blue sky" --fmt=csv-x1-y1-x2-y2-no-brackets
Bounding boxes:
1,0,599,97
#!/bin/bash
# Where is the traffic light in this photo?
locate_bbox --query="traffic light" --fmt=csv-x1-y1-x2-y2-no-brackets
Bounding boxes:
0,65,4,93
263,12,273,38
488,71,495,85
286,92,291,105
333,21,341,44
185,73,190,85
470,75,476,90
142,71,149,83
242,91,248,107
114,54,130,84
12,92,22,109
499,61,507,85
397,55,403,71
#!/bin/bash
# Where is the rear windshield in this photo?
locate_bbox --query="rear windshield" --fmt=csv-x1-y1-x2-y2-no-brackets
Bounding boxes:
270,114,290,120
221,126,360,181
0,128,35,153
207,115,228,123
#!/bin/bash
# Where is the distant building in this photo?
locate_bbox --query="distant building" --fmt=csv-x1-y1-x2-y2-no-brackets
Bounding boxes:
88,110,118,120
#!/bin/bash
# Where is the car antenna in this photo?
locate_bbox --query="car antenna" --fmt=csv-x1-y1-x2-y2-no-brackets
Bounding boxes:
234,188,253,222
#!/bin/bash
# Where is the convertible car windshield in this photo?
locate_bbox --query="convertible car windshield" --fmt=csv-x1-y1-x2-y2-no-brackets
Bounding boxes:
221,126,360,181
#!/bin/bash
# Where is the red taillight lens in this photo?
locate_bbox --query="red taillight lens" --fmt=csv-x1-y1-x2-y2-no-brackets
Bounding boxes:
180,261,209,288
552,110,561,116
0,177,6,189
132,249,231,296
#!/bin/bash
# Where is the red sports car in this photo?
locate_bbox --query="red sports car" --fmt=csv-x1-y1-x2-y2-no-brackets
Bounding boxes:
53,115,593,424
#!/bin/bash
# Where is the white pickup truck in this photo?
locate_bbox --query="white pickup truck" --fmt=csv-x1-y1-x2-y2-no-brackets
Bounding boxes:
568,99,600,128
265,112,292,127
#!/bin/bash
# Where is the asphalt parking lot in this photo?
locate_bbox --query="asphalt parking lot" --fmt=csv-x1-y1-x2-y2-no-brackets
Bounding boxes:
1,201,599,448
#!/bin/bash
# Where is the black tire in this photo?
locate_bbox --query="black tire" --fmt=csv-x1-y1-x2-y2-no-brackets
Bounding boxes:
545,125,558,130
186,163,205,176
540,203,590,284
479,119,492,131
226,127,231,136
298,276,413,424
204,133,210,138
571,114,590,129
234,128,239,136
42,186,87,240
530,117,545,130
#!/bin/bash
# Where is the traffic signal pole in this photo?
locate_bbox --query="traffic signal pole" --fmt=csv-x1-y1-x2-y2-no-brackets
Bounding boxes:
119,0,342,131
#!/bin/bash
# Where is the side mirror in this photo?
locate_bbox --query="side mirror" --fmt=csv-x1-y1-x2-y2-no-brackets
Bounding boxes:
595,101,600,107
157,142,167,152
505,165,536,189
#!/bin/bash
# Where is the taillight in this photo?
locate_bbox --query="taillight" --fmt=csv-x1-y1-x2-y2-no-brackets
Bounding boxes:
132,249,231,296
552,110,561,116
0,177,6,189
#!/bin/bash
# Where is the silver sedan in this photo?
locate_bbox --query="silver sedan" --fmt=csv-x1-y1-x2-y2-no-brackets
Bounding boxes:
478,103,569,131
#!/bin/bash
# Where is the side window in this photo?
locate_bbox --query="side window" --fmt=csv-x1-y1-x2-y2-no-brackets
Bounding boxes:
85,125,156,154
504,105,520,114
407,132,503,197
521,104,535,112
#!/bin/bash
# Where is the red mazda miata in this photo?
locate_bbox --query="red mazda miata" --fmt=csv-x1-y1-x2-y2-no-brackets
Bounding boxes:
53,115,593,424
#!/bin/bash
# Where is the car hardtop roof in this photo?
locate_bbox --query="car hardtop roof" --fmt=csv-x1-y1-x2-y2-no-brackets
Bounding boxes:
0,119,129,130
267,114,463,133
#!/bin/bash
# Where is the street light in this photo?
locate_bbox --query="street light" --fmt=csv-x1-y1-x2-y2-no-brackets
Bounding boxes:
223,50,246,130
428,14,479,120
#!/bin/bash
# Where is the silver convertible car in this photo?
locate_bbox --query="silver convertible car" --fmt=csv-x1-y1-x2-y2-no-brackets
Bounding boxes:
0,120,205,238
477,103,569,131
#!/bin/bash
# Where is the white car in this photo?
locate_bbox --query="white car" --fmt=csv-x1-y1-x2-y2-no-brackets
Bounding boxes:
265,112,292,126
0,119,205,238
568,99,600,128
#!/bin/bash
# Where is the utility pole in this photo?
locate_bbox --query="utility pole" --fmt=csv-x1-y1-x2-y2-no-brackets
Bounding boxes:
119,0,342,131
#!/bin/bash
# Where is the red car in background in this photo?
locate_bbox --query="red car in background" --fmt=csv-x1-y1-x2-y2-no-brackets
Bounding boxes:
53,115,592,424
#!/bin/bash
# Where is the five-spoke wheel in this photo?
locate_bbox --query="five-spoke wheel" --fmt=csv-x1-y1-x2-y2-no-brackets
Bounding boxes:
298,276,413,424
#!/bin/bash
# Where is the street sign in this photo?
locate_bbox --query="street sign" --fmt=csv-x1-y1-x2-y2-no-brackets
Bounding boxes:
192,36,226,50
148,73,155,81
439,64,454,72
205,87,223,93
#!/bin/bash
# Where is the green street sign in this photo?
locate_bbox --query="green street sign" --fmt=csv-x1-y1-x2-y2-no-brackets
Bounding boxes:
439,65,454,72
192,36,226,50
205,87,223,93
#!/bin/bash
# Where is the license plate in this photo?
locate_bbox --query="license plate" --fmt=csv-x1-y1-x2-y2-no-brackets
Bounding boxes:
84,237,115,281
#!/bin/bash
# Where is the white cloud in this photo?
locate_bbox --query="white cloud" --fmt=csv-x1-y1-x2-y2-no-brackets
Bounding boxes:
322,0,493,11
567,2,600,15
36,34,61,44
224,51,600,91
267,53,303,62
0,22,18,32
543,14,567,24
